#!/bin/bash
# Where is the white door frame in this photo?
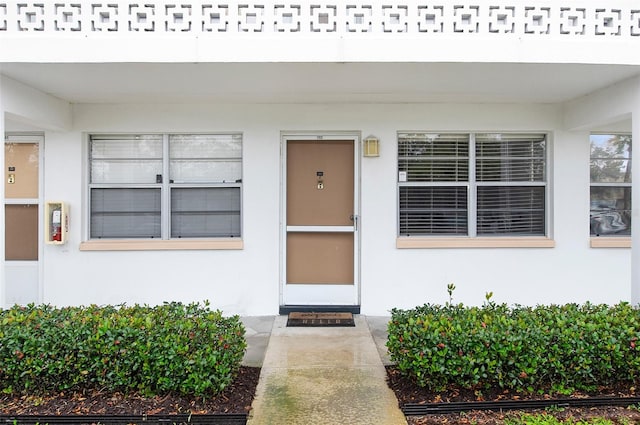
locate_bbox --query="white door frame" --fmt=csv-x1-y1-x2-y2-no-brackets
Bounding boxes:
280,131,361,308
3,133,44,307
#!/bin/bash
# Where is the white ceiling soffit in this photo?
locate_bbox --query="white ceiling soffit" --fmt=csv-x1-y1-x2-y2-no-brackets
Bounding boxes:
1,62,639,105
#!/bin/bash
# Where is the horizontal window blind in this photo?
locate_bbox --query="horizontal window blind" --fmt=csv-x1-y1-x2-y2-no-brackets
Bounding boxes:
476,133,546,182
170,134,241,159
90,188,161,238
169,134,242,183
477,186,545,235
170,161,241,184
399,186,468,235
475,133,546,157
398,133,469,182
90,135,163,184
91,135,163,159
171,187,241,238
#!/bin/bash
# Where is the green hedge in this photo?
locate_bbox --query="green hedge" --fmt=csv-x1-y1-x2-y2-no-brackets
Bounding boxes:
387,300,640,393
0,302,246,397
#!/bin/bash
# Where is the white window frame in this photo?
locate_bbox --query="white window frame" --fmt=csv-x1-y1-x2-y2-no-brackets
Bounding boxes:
397,131,554,249
80,133,243,251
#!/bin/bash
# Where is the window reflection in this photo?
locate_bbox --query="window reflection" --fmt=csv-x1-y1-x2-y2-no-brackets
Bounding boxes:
590,134,632,236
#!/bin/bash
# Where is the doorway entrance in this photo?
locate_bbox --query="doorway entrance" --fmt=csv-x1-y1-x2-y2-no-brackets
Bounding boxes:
4,135,42,307
281,134,360,310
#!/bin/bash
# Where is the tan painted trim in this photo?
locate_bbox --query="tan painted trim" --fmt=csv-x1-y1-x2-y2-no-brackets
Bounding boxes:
590,237,631,248
396,237,555,249
79,239,243,251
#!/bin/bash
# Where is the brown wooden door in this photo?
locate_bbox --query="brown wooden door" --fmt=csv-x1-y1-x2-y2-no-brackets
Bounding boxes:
284,139,358,306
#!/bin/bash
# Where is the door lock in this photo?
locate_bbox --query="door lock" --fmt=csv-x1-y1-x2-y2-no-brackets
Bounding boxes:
316,171,324,190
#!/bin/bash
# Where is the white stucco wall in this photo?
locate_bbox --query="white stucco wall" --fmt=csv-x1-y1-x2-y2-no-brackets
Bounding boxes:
0,75,71,131
26,102,631,315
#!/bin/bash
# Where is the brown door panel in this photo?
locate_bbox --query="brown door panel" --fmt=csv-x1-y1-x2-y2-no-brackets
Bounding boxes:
287,140,354,226
5,204,39,261
5,143,39,199
286,232,354,284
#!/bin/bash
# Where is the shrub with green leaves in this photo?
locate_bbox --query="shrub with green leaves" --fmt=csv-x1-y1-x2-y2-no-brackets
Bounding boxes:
387,296,640,394
0,302,246,397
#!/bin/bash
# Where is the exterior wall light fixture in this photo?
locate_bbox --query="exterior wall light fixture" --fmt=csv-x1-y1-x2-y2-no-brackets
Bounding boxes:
363,135,380,157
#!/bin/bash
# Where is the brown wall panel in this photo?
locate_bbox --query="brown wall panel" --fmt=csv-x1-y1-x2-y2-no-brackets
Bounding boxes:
287,141,354,226
5,143,39,199
287,232,354,285
5,204,39,261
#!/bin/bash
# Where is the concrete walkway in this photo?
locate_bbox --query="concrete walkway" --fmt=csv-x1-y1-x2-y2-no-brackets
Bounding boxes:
243,315,407,425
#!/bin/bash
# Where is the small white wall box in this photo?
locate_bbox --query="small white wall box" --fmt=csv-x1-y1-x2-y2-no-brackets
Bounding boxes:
45,201,69,245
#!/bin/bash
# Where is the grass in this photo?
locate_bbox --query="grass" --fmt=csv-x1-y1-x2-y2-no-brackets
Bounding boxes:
505,414,615,424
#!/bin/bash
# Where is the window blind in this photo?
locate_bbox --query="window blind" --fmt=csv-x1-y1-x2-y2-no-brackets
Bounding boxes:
169,134,242,183
90,188,161,238
399,186,468,235
398,133,469,182
476,133,546,182
477,186,545,235
171,187,241,238
90,135,163,184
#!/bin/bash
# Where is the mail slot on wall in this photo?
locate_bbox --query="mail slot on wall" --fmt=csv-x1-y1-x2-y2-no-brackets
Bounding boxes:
45,201,69,245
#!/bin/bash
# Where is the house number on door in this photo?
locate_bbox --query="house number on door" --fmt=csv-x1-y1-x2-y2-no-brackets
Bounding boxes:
7,166,15,184
317,171,324,190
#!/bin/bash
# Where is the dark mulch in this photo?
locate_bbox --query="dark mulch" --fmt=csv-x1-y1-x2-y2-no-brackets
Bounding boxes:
5,364,640,424
386,366,640,424
0,366,260,416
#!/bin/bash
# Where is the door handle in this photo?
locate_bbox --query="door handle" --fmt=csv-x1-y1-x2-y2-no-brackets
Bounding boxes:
350,215,358,231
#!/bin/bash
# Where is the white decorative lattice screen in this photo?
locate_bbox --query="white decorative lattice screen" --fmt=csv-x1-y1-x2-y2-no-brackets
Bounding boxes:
0,1,637,37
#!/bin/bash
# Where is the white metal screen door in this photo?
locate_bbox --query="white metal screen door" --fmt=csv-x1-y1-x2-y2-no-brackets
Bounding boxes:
4,138,41,307
283,137,359,307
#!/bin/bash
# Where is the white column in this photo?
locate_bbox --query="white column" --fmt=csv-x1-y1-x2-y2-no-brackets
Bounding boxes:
632,77,640,305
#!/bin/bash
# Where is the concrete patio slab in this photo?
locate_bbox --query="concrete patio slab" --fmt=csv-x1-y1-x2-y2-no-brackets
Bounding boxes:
241,316,276,367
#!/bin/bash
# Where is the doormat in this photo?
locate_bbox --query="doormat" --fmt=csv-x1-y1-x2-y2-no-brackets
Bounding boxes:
287,312,355,327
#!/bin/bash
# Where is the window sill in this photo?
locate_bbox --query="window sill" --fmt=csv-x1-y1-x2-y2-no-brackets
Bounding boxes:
590,237,631,248
396,237,555,249
79,238,243,251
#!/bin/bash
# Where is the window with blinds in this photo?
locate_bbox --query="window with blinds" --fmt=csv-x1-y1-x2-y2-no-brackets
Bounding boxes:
589,133,631,236
89,134,242,239
475,133,546,236
398,132,547,237
171,187,240,238
398,133,469,235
